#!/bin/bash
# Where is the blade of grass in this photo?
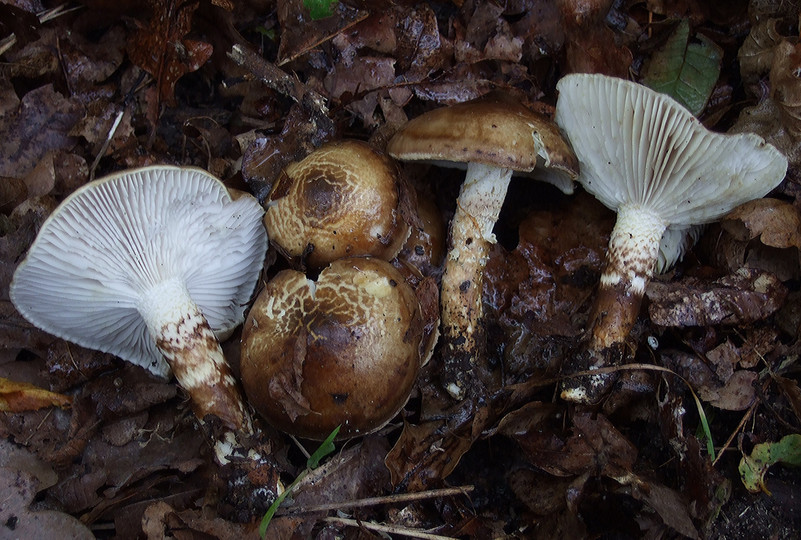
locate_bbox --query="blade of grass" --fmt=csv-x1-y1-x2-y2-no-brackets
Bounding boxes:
259,425,341,538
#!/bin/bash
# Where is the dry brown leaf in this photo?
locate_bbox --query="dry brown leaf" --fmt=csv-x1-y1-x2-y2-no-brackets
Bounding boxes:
0,376,71,412
723,198,801,250
738,18,786,83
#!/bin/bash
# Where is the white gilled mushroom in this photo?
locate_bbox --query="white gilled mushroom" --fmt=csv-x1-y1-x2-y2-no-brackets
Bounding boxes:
554,73,787,403
10,166,267,433
264,139,411,271
387,91,579,399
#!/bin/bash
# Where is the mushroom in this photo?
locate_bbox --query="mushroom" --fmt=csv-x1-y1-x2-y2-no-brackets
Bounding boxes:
263,139,411,271
554,73,787,403
10,166,267,434
387,91,579,399
241,257,424,440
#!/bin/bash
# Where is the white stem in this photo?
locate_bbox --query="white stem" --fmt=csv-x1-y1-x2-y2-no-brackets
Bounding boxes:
440,163,513,399
138,278,251,435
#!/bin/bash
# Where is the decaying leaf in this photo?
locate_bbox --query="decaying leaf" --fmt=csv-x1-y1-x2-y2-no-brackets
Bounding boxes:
770,40,801,138
0,84,83,178
647,268,787,327
126,0,213,107
739,433,801,494
738,18,787,83
723,198,801,250
0,376,71,412
642,19,723,115
0,468,94,540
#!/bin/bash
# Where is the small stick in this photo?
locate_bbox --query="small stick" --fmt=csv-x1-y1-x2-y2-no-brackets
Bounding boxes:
227,43,328,115
323,516,459,540
280,485,474,515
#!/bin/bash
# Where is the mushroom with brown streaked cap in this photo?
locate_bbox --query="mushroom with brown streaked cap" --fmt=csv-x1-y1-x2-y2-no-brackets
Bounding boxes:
263,139,411,271
387,91,580,399
554,73,788,404
10,166,267,443
240,257,424,440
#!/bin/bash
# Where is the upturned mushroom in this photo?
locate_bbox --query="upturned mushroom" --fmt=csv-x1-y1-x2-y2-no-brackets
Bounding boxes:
387,91,579,399
10,166,267,435
240,257,424,439
554,73,788,403
263,139,411,271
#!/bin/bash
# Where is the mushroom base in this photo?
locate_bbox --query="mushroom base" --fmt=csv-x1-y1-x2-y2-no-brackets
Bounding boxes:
560,343,628,404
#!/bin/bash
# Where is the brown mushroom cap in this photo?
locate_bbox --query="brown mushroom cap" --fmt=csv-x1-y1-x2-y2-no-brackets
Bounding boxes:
240,257,424,440
386,91,579,191
264,140,411,270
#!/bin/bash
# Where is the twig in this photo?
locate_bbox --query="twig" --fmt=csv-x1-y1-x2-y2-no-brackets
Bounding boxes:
227,43,328,115
323,516,459,540
280,485,474,516
89,108,125,180
0,4,83,57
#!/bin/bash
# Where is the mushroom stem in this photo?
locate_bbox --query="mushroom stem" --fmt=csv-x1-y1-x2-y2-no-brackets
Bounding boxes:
441,162,513,399
561,205,667,404
588,204,667,350
139,278,252,434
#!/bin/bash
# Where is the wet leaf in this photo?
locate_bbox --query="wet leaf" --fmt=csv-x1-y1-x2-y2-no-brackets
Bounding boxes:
0,85,83,178
642,19,723,115
0,377,71,412
126,0,213,107
647,268,787,327
739,433,801,494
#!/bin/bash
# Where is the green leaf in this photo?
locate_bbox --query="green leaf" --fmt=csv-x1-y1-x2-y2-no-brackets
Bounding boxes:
303,0,338,20
738,433,801,494
642,19,723,116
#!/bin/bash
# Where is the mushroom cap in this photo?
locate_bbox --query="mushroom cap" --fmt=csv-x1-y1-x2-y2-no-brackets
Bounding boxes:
241,257,423,440
555,73,788,226
264,140,411,270
10,166,267,378
387,91,579,192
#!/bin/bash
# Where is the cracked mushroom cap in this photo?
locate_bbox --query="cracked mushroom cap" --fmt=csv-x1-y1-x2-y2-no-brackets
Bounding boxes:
263,140,411,270
10,166,267,378
387,91,580,193
241,257,424,440
555,74,788,227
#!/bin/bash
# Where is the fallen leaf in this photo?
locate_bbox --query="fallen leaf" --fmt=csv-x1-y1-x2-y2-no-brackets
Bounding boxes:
621,473,700,539
0,468,94,540
0,376,71,412
0,84,84,178
723,198,801,250
738,18,785,83
642,19,723,115
126,0,213,107
739,433,801,494
647,268,787,327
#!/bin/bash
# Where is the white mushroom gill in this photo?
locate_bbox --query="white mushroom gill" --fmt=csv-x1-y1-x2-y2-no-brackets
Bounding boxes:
11,166,267,432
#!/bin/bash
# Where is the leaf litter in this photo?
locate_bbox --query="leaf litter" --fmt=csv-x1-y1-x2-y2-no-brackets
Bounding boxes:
0,0,800,538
